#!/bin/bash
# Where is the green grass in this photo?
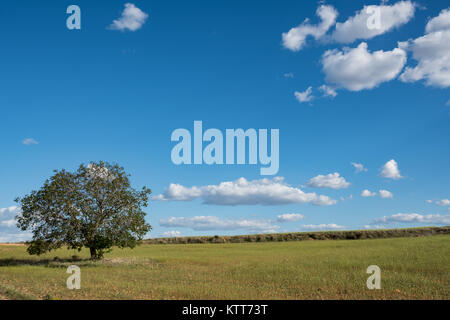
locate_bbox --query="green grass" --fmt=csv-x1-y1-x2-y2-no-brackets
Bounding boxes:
0,235,449,300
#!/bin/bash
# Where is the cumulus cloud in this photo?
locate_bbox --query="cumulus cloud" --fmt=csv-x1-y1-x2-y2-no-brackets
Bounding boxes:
0,206,31,243
153,177,337,206
109,3,148,32
301,223,345,230
372,213,450,225
380,159,403,179
160,216,280,233
425,8,450,34
361,189,377,197
284,72,294,78
331,1,416,43
351,162,367,173
306,172,350,189
282,5,338,51
294,87,314,103
161,230,181,237
436,199,450,206
22,138,38,145
322,42,407,91
399,8,450,88
361,189,393,198
276,213,305,222
318,85,337,98
379,189,394,199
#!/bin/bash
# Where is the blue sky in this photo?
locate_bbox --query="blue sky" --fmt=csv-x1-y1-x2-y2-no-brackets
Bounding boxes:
0,0,449,241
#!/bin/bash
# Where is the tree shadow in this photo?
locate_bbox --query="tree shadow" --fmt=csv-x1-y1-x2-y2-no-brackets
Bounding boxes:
0,257,94,268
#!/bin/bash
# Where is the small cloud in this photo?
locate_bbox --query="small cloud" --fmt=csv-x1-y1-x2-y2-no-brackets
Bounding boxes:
372,213,450,225
283,72,294,78
436,199,450,207
22,138,38,145
276,213,305,222
306,172,350,189
361,189,377,197
319,85,337,98
379,189,394,199
295,86,314,103
161,230,181,238
380,159,403,180
109,3,148,32
301,223,345,230
426,200,433,203
361,189,393,198
351,162,367,173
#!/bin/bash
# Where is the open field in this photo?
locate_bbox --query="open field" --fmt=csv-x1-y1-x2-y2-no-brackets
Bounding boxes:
0,234,449,300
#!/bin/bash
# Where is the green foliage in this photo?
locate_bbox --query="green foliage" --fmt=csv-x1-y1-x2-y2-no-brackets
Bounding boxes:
15,161,152,259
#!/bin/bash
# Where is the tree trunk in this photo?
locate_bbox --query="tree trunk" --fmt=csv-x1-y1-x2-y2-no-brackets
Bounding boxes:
89,247,97,260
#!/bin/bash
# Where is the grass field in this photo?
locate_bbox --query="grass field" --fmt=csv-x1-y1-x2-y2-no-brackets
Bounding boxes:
0,234,449,300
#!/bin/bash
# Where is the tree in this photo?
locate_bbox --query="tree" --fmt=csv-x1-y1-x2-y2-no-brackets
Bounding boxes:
15,161,151,259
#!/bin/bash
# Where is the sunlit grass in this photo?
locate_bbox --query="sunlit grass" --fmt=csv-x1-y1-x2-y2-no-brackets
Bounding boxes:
0,235,448,300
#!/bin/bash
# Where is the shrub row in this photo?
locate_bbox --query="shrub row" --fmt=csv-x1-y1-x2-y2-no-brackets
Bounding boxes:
143,226,450,245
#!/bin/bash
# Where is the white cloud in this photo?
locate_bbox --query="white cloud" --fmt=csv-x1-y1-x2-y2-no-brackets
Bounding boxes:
425,8,450,33
372,213,450,225
294,87,314,103
109,3,148,32
22,138,38,145
322,42,407,91
301,223,345,230
0,207,31,243
331,1,415,43
161,230,181,238
306,172,350,190
318,85,337,98
351,162,367,173
380,159,403,179
379,189,394,199
160,216,280,233
282,5,338,51
361,189,377,197
153,177,337,206
426,199,433,203
284,72,294,78
364,225,385,230
1,219,16,227
436,199,450,206
276,213,305,222
361,189,393,198
399,8,450,88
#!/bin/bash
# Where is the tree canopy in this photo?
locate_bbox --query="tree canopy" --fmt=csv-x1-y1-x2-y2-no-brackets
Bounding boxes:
15,161,151,259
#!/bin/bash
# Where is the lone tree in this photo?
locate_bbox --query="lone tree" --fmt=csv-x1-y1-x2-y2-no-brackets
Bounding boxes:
15,161,151,260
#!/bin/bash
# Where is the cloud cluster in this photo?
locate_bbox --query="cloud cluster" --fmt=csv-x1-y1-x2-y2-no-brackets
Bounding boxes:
0,207,31,243
161,230,181,237
372,213,450,225
153,177,337,206
361,189,393,198
282,1,415,50
109,3,148,32
301,223,345,230
276,213,304,222
399,8,450,88
160,216,279,233
306,172,350,189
